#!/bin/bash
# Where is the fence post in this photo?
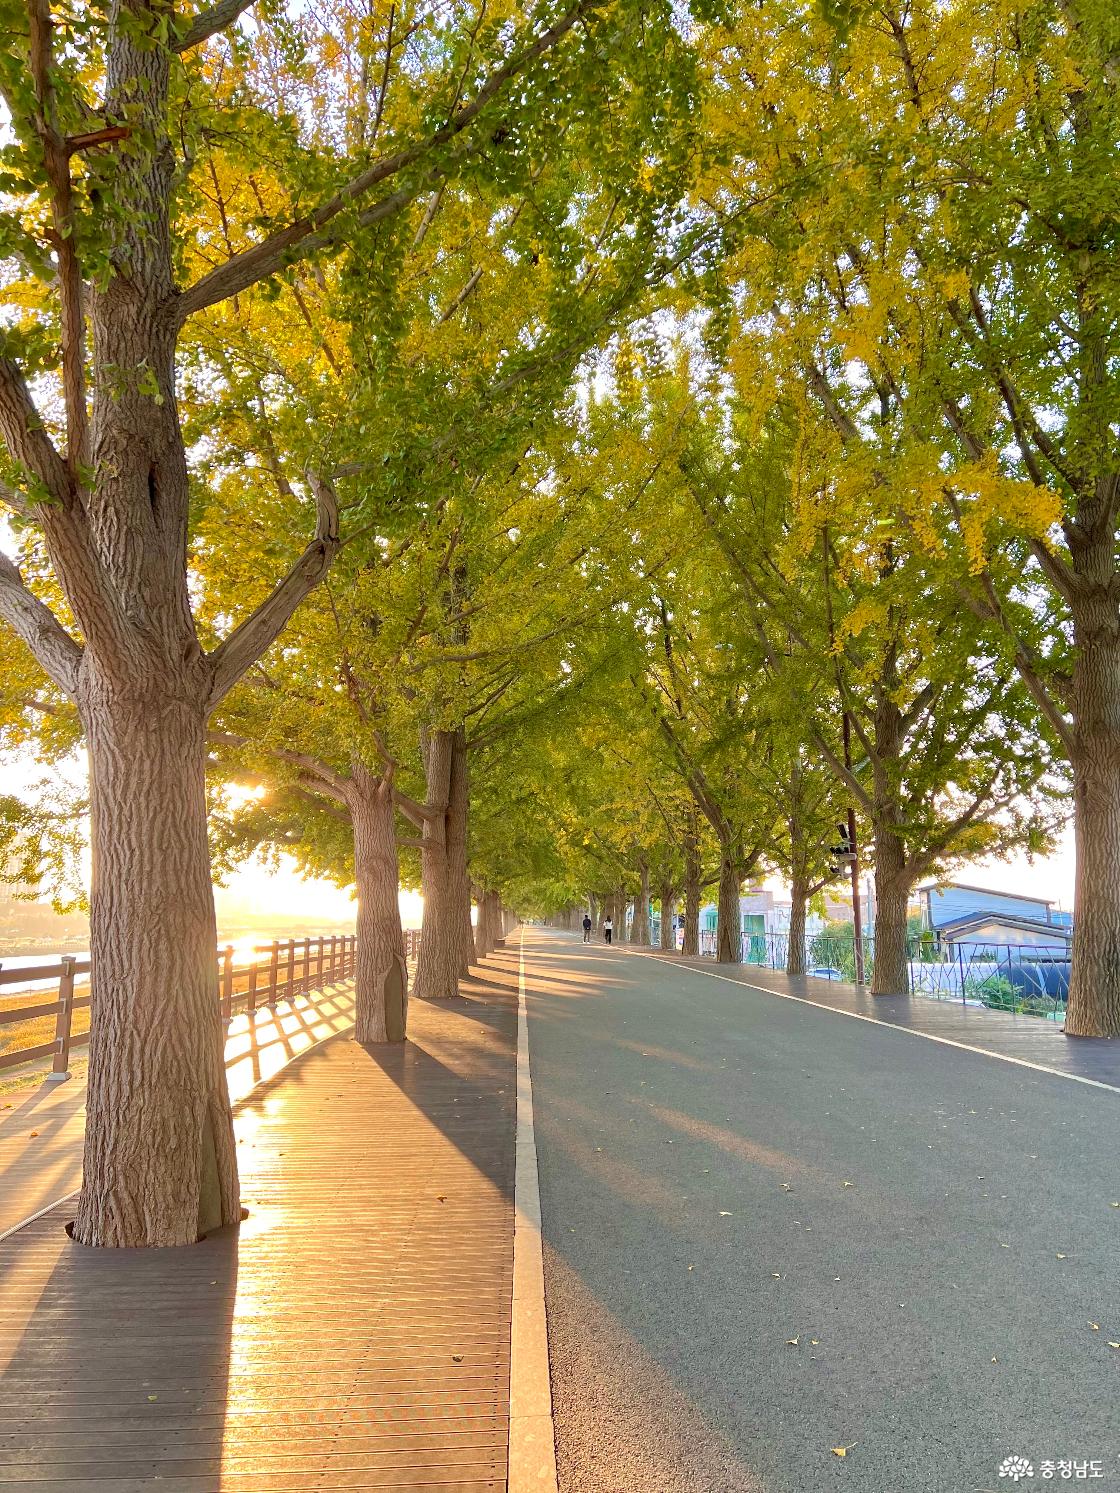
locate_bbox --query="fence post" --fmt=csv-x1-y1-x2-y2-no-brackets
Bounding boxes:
303,936,312,994
268,940,280,1006
285,939,296,1003
221,945,234,1023
317,936,324,985
247,957,258,1015
49,956,76,1080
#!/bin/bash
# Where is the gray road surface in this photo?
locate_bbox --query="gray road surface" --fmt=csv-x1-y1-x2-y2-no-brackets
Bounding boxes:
523,929,1120,1493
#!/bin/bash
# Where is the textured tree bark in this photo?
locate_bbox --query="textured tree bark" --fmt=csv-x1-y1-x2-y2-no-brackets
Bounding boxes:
716,850,742,964
487,892,506,947
414,732,459,1000
351,765,407,1043
447,728,475,977
658,879,676,951
73,680,239,1247
473,885,491,958
787,879,808,977
869,687,911,996
1066,595,1120,1036
682,845,701,956
871,830,910,996
631,859,651,945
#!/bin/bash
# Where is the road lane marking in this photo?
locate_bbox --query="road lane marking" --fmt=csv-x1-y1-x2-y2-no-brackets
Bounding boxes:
508,927,560,1493
533,933,1120,1097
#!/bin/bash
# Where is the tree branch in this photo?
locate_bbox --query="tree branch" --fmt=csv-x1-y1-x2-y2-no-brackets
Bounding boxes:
173,0,258,52
175,0,599,320
0,358,74,504
0,549,83,695
208,729,354,803
392,786,443,826
28,0,89,472
206,469,340,709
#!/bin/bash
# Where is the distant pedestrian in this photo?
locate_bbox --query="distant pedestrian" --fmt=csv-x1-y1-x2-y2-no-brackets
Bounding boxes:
604,916,613,945
582,914,592,942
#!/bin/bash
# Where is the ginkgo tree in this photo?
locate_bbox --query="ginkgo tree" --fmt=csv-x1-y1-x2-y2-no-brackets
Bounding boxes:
687,0,1119,1030
0,0,702,1247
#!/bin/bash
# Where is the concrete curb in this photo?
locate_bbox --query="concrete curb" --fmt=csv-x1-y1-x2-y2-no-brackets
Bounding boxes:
508,927,559,1493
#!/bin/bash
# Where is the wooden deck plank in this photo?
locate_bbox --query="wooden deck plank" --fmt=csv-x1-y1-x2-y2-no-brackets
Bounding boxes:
0,971,518,1492
0,980,361,1238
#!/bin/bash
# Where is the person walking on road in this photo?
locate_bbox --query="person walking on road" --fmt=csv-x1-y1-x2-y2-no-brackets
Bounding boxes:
582,913,593,942
604,916,613,945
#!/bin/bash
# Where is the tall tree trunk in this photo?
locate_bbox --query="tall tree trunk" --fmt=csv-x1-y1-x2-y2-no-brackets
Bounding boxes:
869,685,910,996
613,890,624,936
682,825,701,956
1066,594,1120,1035
491,894,507,945
871,830,910,995
448,726,474,977
414,731,459,1000
477,890,503,954
787,877,808,977
658,878,676,951
716,849,742,964
74,686,239,1247
631,859,651,945
351,764,406,1043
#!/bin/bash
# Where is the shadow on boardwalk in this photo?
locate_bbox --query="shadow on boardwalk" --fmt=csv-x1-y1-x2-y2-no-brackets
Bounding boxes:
0,962,518,1492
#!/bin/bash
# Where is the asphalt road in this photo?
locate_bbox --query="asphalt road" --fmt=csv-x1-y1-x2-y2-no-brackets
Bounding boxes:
522,928,1120,1493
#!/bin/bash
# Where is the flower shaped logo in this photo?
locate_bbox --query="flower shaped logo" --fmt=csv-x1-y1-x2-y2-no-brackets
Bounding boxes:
998,1456,1034,1482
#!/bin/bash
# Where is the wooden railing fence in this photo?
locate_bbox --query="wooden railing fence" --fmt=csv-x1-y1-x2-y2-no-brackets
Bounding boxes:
0,933,363,1080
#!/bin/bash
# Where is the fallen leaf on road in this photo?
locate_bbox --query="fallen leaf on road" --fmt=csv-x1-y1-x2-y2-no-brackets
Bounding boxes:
719,1211,733,1216
811,1339,820,1345
452,1355,463,1363
772,1272,781,1279
831,1446,852,1458
786,1337,799,1346
842,1181,855,1188
1056,1253,1066,1259
1090,1323,1099,1331
780,1183,792,1191
1109,1342,1120,1350
29,1131,38,1138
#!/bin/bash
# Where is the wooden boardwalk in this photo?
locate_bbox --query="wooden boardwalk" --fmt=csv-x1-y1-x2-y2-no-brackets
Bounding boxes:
652,951,1120,1089
0,961,520,1491
0,981,359,1239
